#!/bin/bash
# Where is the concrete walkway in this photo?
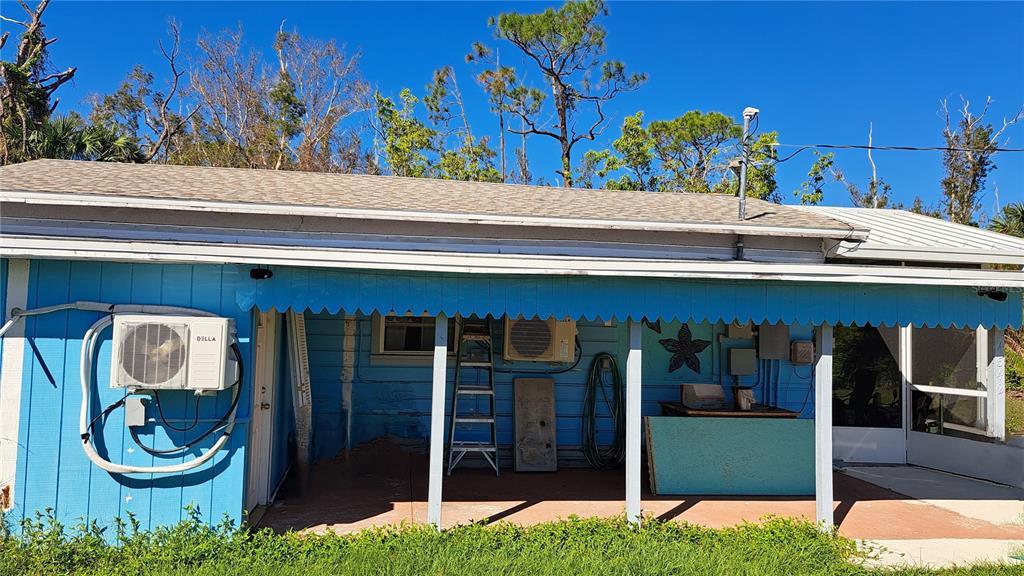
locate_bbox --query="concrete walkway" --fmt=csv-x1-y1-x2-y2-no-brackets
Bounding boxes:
865,539,1023,569
842,465,1024,568
842,465,1024,526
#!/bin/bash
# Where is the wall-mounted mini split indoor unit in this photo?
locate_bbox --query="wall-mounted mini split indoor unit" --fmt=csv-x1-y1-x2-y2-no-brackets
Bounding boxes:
503,316,577,363
110,315,236,392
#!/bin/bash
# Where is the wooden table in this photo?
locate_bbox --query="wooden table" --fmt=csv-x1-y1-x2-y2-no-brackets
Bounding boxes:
658,401,800,418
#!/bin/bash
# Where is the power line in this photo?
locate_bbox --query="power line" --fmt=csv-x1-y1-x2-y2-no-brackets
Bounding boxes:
771,142,1024,164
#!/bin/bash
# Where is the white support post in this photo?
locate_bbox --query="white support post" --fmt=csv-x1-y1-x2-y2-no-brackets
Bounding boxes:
427,314,449,529
814,323,834,531
900,326,912,435
987,328,1006,441
977,327,989,431
0,259,29,511
625,319,643,526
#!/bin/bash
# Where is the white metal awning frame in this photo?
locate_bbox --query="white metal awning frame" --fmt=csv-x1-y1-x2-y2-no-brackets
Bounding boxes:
3,234,1023,288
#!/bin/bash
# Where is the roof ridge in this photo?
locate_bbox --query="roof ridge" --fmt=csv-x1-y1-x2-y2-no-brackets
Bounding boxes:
8,158,772,203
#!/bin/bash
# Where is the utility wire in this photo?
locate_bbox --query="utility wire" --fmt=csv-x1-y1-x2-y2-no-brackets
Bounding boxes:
771,142,1024,165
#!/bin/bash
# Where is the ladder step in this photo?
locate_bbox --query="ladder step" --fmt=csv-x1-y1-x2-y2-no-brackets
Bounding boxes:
457,387,494,395
454,417,495,423
459,361,493,368
461,334,492,342
450,441,497,451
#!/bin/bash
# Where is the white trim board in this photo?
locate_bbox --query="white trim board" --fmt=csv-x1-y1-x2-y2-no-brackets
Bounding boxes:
0,259,29,510
3,190,869,241
4,235,1023,288
0,216,825,264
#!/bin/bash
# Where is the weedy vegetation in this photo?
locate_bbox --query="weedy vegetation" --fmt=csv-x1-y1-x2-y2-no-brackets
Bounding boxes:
1,507,1020,576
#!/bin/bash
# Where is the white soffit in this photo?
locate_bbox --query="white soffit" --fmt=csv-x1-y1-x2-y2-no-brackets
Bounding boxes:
3,234,1024,288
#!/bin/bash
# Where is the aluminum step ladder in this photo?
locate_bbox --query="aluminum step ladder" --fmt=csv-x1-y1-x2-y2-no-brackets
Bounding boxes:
447,318,499,476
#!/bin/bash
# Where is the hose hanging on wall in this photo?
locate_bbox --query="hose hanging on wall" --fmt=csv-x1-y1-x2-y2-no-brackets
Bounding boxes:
1,301,243,475
581,352,626,469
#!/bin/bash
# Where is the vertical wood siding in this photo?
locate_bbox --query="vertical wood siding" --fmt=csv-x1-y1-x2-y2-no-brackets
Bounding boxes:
10,260,252,532
304,313,817,463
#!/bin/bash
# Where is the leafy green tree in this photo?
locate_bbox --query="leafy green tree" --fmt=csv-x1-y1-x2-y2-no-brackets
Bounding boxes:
487,0,646,186
647,111,739,192
581,111,656,190
587,110,778,199
940,97,1024,225
0,0,76,164
422,66,501,182
374,89,437,178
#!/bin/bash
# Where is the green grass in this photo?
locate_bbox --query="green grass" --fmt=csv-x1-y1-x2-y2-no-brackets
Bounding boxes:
1006,392,1024,438
2,509,1021,576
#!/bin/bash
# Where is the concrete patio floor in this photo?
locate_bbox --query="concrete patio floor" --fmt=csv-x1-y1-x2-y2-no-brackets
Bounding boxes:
842,464,1024,526
259,443,1024,543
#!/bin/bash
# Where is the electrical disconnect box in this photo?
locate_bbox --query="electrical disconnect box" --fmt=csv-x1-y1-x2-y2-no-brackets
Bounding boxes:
124,396,147,428
727,321,754,339
790,341,814,365
728,348,758,376
758,323,790,360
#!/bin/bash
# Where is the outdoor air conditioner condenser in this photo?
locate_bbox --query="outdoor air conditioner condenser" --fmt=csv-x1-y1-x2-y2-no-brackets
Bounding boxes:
503,316,577,363
110,315,236,392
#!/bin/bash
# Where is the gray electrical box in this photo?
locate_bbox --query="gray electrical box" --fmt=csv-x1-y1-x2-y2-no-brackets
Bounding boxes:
758,323,790,360
124,396,147,428
791,341,814,365
727,321,754,339
728,348,758,376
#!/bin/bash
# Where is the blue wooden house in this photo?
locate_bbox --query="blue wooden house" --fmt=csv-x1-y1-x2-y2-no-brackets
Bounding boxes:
1,159,1021,532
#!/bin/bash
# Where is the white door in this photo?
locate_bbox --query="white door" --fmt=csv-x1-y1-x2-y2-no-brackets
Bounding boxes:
906,326,1003,479
832,324,906,464
246,309,279,512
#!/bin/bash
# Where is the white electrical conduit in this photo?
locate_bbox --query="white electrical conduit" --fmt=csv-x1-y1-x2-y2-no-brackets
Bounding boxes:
1,301,240,474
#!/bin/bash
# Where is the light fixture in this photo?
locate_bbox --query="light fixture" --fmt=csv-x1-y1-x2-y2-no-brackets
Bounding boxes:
250,266,273,280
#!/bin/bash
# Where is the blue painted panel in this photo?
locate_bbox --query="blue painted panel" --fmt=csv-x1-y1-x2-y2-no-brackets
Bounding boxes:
645,417,815,495
239,267,1022,330
12,260,252,534
302,313,812,462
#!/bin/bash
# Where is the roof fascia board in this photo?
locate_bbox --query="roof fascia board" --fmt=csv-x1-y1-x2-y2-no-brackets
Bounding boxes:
3,234,1022,288
1,189,869,241
0,216,824,264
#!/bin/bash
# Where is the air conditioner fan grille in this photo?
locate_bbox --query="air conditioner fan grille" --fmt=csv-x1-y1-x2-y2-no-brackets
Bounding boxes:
508,318,552,358
120,322,187,385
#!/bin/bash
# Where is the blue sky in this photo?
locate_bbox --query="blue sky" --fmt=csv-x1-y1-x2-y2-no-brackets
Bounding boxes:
23,1,1024,211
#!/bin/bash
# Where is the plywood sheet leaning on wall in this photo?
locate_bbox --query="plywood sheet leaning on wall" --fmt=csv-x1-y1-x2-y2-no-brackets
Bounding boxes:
645,416,815,495
514,379,557,472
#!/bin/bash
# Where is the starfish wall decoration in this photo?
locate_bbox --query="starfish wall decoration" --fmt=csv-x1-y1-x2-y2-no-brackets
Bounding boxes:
659,324,711,374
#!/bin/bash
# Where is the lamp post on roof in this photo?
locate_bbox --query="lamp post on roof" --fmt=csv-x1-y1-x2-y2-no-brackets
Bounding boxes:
738,107,760,221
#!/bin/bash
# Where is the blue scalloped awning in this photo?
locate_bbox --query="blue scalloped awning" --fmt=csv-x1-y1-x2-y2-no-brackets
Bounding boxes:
233,266,1022,329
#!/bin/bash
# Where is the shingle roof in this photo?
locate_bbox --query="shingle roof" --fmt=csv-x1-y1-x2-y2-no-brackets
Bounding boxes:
0,159,859,237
